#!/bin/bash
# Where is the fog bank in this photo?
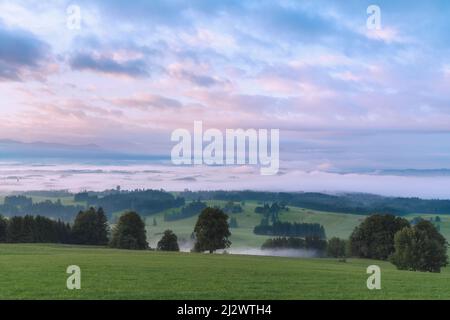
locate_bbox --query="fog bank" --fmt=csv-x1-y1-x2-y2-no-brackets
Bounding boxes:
2,161,450,198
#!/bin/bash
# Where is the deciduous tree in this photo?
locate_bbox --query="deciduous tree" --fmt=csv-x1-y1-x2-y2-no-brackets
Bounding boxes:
193,207,231,254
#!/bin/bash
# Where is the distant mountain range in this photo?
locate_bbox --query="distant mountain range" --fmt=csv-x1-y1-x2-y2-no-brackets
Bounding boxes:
334,168,450,177
0,139,167,161
375,169,450,176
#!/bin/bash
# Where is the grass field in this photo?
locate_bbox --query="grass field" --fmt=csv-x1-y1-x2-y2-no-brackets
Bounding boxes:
0,243,449,300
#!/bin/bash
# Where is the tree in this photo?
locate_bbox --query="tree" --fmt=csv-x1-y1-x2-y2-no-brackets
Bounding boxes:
193,207,231,253
305,236,327,252
327,237,347,258
54,219,72,244
349,214,409,260
72,207,109,245
391,220,448,272
22,215,35,243
153,218,157,226
7,216,24,243
110,211,148,250
0,215,7,242
157,230,180,251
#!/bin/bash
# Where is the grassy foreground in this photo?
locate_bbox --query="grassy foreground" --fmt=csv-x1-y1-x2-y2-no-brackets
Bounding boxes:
0,244,449,300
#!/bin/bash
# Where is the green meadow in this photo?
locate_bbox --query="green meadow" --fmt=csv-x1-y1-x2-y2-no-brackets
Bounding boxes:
0,244,449,300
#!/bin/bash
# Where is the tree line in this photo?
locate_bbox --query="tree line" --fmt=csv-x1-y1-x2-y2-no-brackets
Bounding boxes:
254,221,326,239
254,202,288,225
164,200,207,221
77,190,185,216
0,208,109,245
254,202,288,215
222,201,243,214
0,190,187,223
0,206,233,255
0,215,71,243
0,207,148,249
0,196,84,222
262,236,327,252
180,190,450,215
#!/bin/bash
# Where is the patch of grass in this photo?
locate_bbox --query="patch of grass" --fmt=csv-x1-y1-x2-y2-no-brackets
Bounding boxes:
0,244,449,300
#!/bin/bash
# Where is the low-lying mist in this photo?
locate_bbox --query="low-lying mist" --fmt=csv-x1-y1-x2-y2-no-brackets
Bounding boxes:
224,248,319,258
176,242,319,258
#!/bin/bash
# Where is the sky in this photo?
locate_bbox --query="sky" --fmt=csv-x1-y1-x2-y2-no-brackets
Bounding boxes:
1,0,450,177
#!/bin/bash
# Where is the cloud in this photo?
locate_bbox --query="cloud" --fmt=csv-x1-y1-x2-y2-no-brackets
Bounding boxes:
172,68,226,88
0,21,50,81
182,72,221,87
79,0,243,27
69,52,149,78
3,0,450,175
166,61,232,89
110,94,183,110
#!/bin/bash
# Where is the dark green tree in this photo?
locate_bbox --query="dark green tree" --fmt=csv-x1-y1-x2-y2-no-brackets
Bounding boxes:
349,214,409,260
193,207,231,253
22,215,35,243
391,220,448,272
110,211,148,250
0,215,7,242
0,215,70,244
34,215,57,243
72,207,109,245
55,219,72,243
327,237,347,258
157,230,180,251
7,216,24,243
